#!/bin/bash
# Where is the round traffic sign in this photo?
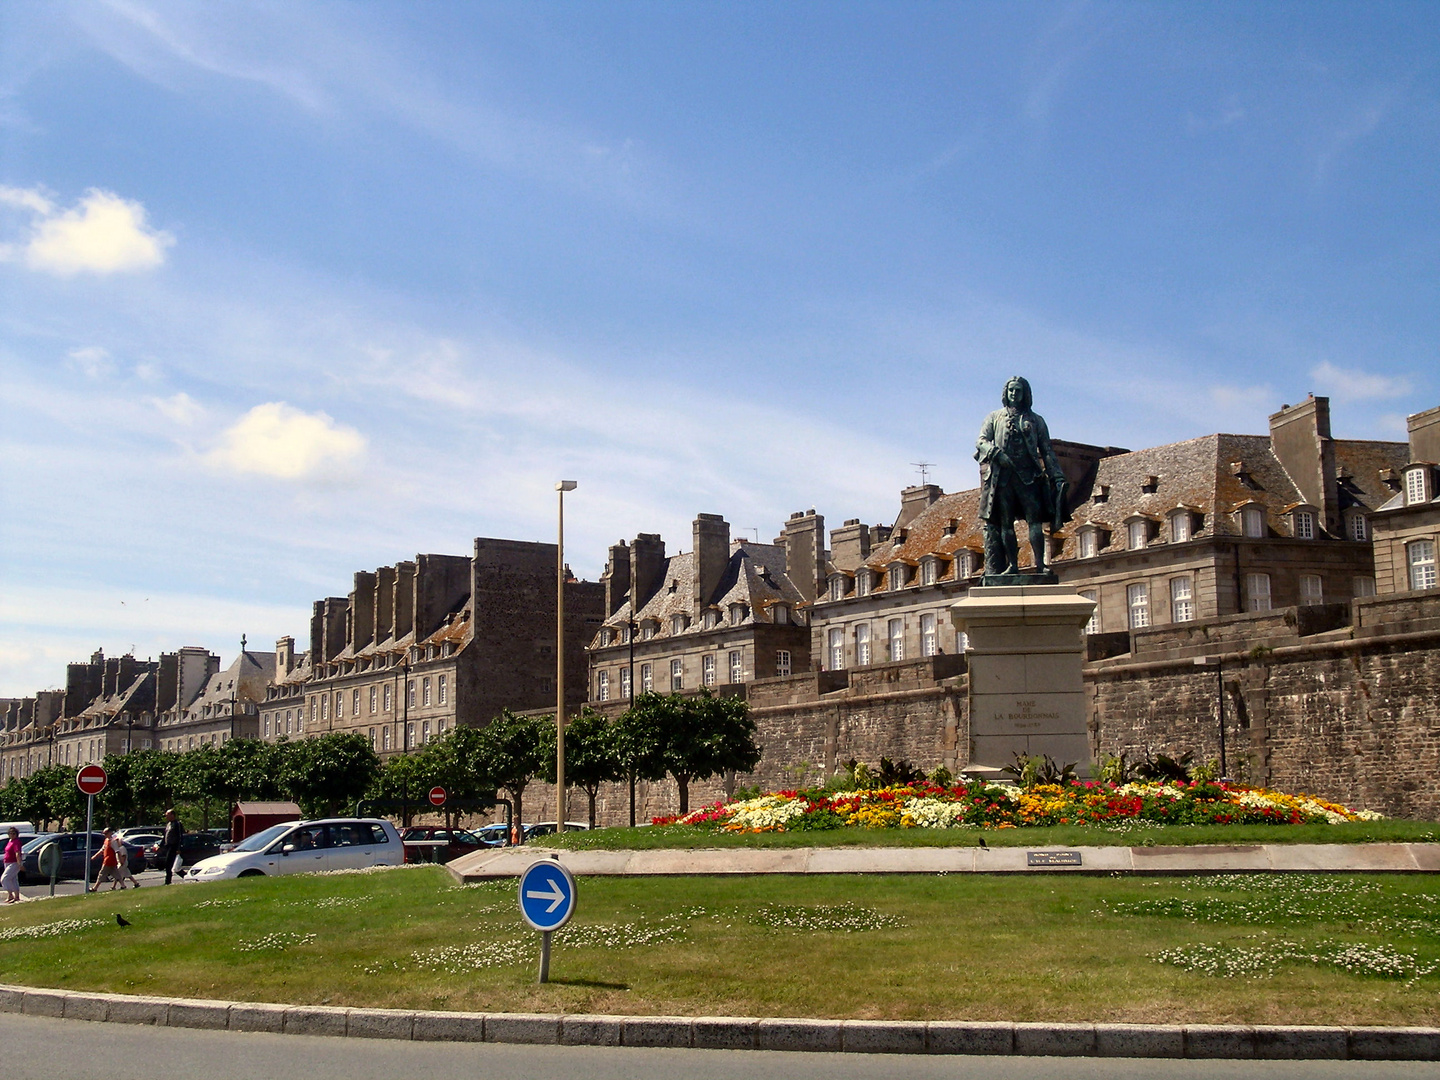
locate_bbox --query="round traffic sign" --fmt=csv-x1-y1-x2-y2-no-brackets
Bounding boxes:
428,786,446,807
518,859,577,932
76,764,107,796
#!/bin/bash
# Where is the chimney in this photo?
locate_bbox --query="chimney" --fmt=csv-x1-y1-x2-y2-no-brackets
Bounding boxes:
603,540,632,617
692,514,731,613
1269,395,1337,533
413,554,470,639
829,519,871,571
1408,405,1440,466
374,566,396,643
630,533,667,613
350,571,376,652
275,637,295,677
896,485,943,529
781,510,826,604
393,561,416,642
156,652,179,714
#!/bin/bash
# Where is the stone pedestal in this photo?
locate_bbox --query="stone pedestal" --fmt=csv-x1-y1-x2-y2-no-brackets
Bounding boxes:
950,585,1096,772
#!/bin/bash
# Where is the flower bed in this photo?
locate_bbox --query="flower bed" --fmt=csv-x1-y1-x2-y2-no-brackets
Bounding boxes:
655,780,1383,833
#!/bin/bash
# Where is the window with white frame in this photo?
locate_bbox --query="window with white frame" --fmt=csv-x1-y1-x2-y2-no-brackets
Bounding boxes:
352,689,360,715
1299,574,1323,605
1128,520,1149,550
408,680,416,707
369,686,377,714
1294,510,1315,540
1406,467,1430,507
321,696,329,721
777,649,792,677
1409,539,1437,590
641,622,655,640
264,716,271,738
1170,512,1192,544
1127,583,1149,629
702,654,716,686
1349,514,1368,541
383,684,392,712
671,614,686,635
438,674,447,704
369,727,376,750
920,612,937,656
730,604,747,625
1080,590,1099,634
620,668,631,699
856,571,871,597
1079,529,1098,559
703,610,720,630
729,650,743,683
921,559,937,586
597,671,609,701
773,604,790,625
888,618,904,661
1246,572,1272,611
1170,577,1194,622
957,551,975,578
828,628,845,670
670,659,684,690
1353,576,1376,598
422,677,432,706
382,726,391,750
856,624,871,665
641,663,653,692
829,577,845,601
889,564,907,591
422,720,430,744
1241,506,1265,538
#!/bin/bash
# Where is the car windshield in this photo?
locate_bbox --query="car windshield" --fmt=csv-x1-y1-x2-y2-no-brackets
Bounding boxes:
231,823,294,853
21,834,61,854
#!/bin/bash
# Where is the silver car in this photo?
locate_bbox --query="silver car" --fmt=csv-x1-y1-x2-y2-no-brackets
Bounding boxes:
185,818,402,880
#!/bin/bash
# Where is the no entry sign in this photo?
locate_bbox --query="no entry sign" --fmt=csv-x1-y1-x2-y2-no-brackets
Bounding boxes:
428,786,447,807
76,764,107,796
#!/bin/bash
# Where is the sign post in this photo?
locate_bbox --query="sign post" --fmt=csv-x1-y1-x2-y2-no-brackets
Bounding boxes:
76,765,107,895
518,857,576,984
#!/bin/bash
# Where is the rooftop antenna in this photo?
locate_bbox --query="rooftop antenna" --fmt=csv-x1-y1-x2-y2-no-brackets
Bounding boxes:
745,527,760,542
911,462,935,485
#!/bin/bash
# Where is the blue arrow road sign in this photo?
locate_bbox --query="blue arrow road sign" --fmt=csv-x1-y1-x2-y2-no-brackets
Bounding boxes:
518,859,577,931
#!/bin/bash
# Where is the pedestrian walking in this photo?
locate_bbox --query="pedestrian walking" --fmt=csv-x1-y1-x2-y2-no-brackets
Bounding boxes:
2,827,22,903
161,808,185,885
111,832,138,890
90,828,122,892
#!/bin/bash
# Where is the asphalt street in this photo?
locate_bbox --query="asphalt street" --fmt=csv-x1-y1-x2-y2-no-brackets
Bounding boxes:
0,1015,1433,1080
16,866,172,900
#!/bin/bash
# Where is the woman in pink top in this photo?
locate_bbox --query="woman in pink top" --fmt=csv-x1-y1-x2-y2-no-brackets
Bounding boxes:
2,827,22,903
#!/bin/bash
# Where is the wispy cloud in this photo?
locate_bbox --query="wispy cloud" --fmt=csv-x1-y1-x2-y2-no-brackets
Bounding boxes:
1310,360,1412,401
0,186,173,275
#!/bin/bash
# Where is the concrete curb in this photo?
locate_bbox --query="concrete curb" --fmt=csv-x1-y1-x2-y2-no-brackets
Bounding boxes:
0,984,1435,1060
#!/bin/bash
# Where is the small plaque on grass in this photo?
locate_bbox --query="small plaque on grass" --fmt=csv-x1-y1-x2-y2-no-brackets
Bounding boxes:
1027,850,1082,866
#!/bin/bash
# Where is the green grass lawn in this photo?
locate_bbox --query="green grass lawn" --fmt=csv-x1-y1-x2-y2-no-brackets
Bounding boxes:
533,818,1440,851
0,865,1437,1027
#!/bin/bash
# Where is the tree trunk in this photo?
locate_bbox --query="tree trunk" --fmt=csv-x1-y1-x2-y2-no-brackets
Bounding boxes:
586,787,597,830
677,774,690,816
628,770,636,827
510,785,525,844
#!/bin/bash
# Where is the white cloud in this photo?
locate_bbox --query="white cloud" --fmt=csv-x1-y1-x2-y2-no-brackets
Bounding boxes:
0,185,174,275
67,345,116,379
150,391,204,427
1310,360,1412,401
205,402,367,480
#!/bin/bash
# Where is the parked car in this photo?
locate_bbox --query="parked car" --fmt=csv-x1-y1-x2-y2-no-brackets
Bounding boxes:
185,818,403,881
142,832,222,871
19,832,145,883
116,825,164,841
472,823,512,847
400,826,489,863
116,832,162,853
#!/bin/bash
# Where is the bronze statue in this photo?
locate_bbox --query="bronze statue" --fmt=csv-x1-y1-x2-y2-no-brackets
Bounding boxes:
975,376,1068,580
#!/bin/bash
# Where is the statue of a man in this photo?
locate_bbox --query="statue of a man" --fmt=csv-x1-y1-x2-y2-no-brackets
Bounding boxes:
974,376,1068,578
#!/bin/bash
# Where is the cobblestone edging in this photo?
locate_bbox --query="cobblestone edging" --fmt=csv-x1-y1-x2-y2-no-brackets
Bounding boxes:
1,985,1436,1060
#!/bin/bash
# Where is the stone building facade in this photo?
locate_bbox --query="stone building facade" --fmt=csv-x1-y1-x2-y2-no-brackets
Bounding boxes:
261,538,604,755
1371,405,1440,596
585,512,821,706
154,646,274,752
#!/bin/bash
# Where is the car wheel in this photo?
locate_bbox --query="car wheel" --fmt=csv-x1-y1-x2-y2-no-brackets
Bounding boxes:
237,869,265,877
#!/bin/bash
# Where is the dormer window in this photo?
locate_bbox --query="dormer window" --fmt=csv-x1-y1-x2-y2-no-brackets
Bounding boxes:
1348,513,1368,542
856,570,871,597
888,564,908,591
1094,486,1110,503
956,551,976,579
640,620,657,640
920,557,939,586
729,604,748,625
600,628,614,647
1142,475,1159,494
1079,527,1099,559
828,575,847,602
703,610,721,630
1169,511,1192,544
1240,505,1266,538
670,614,688,635
1292,509,1316,540
772,604,790,625
1127,520,1148,550
1406,465,1433,506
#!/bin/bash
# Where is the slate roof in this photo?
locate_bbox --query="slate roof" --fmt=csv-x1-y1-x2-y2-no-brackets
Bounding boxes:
183,650,277,717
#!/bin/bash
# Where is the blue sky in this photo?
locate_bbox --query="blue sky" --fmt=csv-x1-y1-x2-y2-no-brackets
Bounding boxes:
1,1,1436,695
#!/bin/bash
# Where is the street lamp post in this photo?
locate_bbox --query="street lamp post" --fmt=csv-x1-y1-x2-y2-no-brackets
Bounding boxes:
555,480,577,835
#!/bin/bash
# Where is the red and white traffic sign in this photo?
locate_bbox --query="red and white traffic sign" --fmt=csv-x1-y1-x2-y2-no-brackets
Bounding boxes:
428,786,447,807
76,764,107,796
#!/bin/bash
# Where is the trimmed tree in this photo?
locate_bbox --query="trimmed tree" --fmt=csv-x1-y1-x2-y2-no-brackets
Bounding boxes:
660,690,762,815
279,733,381,817
477,709,548,837
613,693,672,825
549,707,623,829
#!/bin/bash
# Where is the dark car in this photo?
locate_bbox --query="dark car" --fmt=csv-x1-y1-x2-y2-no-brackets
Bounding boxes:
400,826,489,864
142,831,222,871
19,833,145,883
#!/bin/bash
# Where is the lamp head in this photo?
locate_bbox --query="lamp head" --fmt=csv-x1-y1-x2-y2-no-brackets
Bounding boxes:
556,480,578,492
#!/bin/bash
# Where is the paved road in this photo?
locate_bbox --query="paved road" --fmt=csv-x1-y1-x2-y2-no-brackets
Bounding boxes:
17,867,172,900
0,1015,1432,1080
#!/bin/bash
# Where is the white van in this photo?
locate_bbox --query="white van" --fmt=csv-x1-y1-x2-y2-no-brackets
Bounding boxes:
185,818,402,880
0,822,36,839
